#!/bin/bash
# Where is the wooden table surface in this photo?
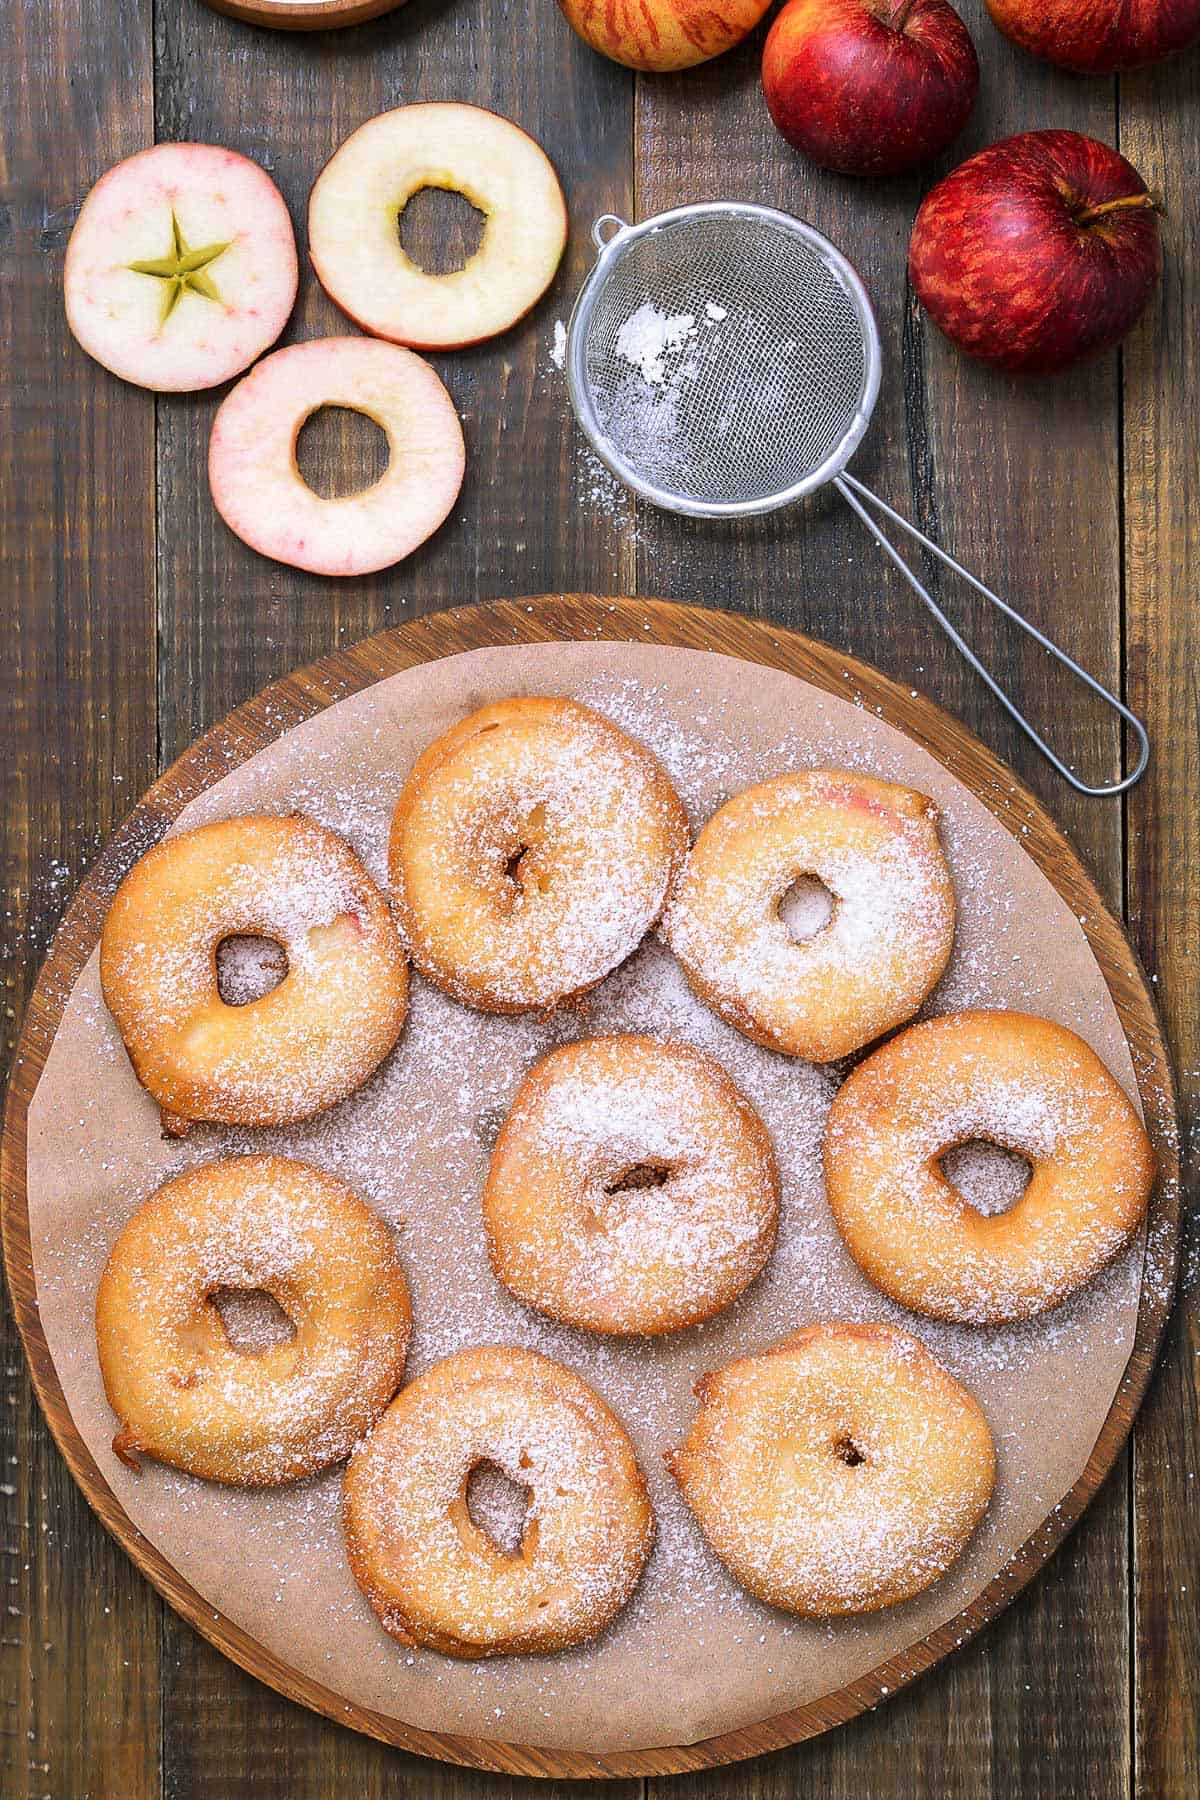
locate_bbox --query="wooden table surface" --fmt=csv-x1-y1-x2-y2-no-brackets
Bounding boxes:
2,0,1196,1793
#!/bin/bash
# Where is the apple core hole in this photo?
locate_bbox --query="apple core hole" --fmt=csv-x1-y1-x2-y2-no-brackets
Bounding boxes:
504,846,530,887
466,1460,531,1557
295,406,390,499
779,874,836,942
216,934,288,1005
209,1286,297,1355
940,1140,1033,1216
605,1161,672,1196
399,185,486,276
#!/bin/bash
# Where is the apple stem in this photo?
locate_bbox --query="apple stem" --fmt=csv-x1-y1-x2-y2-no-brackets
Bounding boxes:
890,0,918,28
1075,192,1162,228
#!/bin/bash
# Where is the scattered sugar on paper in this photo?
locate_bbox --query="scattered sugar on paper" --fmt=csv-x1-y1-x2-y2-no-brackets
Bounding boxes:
36,670,1150,1739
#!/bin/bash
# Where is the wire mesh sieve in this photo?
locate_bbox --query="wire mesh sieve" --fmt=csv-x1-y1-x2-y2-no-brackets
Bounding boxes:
565,203,1148,797
570,206,878,514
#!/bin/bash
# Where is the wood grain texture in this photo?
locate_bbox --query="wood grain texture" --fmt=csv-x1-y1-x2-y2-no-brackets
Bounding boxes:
0,0,163,1795
0,599,1181,1784
1120,51,1200,1800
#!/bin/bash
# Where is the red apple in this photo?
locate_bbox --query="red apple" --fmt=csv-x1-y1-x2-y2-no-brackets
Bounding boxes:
557,0,773,71
762,0,979,178
908,130,1161,375
987,0,1200,73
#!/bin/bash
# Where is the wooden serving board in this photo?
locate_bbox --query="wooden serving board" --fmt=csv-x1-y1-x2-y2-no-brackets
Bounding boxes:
197,0,408,32
0,595,1180,1781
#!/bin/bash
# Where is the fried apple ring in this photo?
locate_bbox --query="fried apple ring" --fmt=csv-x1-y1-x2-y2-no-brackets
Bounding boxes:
388,697,689,1013
484,1035,779,1334
822,1009,1155,1324
668,1322,995,1617
96,1156,411,1486
343,1346,654,1657
100,814,408,1132
664,770,955,1062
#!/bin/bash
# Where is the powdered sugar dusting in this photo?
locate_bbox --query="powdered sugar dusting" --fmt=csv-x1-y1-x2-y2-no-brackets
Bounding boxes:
25,646,1157,1754
614,301,696,384
485,1036,778,1334
663,771,954,1061
824,1012,1153,1324
392,702,685,1009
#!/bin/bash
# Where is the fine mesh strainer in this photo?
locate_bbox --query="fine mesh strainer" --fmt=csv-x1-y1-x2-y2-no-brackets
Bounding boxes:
566,203,1149,798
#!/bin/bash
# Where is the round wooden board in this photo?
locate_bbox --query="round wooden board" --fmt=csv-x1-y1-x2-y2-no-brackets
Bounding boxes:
198,0,408,32
1,596,1180,1779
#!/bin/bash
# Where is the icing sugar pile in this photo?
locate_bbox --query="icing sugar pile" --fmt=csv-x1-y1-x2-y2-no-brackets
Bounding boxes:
614,302,697,384
591,297,736,490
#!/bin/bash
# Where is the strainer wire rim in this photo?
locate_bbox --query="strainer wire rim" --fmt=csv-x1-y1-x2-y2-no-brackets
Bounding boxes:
566,201,883,521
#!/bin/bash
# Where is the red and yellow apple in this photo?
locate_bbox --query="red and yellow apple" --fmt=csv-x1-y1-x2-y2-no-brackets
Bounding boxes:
987,0,1200,73
909,130,1162,375
556,0,773,71
762,0,978,177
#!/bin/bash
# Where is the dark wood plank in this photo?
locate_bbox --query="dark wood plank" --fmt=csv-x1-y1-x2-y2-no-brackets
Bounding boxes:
1120,53,1200,1800
161,1641,628,1800
0,0,162,1796
149,2,636,1791
633,6,1131,1796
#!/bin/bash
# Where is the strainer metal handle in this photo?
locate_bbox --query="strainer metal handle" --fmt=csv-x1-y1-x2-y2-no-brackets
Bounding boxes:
567,202,1149,798
833,473,1149,798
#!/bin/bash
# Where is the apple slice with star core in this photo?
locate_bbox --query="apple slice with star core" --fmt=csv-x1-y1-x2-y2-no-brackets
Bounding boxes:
308,104,567,351
208,338,465,576
64,143,298,391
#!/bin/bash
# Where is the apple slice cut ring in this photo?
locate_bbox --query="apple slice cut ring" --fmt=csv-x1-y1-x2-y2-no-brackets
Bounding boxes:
308,104,568,350
64,143,298,392
208,337,465,575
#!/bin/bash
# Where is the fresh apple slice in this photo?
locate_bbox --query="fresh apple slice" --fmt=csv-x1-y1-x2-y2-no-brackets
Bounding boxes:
64,143,298,392
208,338,465,576
308,104,567,351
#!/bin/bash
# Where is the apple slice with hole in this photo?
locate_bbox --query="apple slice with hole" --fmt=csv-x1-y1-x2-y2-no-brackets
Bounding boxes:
308,103,567,351
208,337,465,576
64,143,298,392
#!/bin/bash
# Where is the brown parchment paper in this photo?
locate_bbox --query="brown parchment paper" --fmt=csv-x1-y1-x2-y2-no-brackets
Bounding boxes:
27,642,1148,1754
